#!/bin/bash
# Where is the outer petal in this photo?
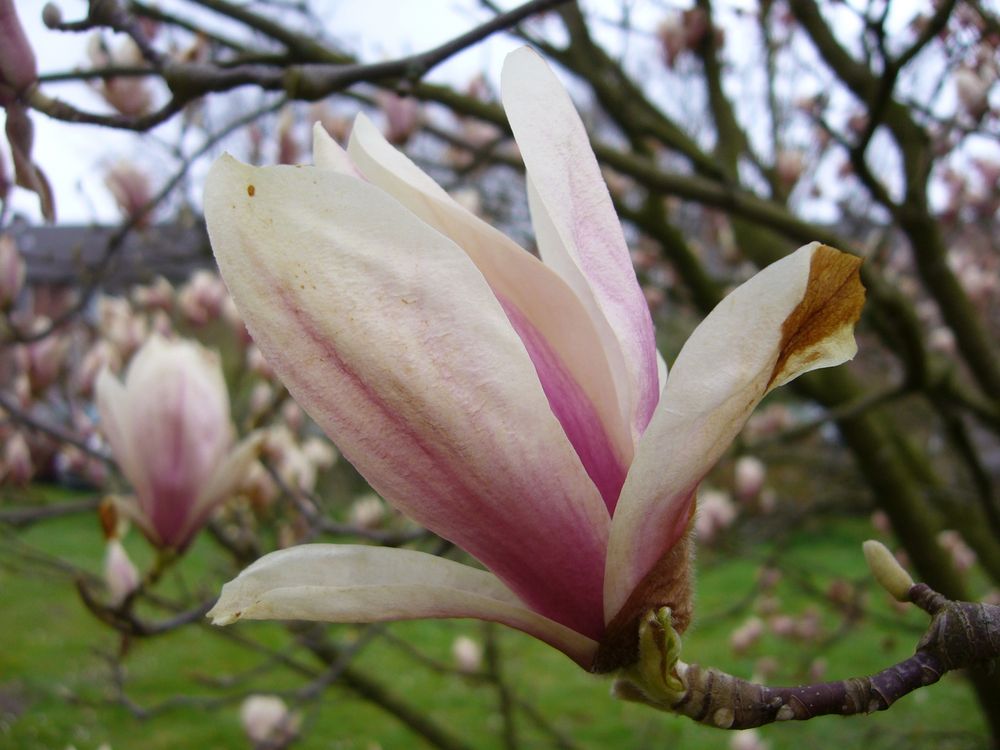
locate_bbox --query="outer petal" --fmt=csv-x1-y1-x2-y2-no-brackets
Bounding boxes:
95,368,151,512
604,243,864,622
339,116,631,511
125,337,232,547
501,47,659,439
179,431,264,548
208,544,599,668
205,156,609,638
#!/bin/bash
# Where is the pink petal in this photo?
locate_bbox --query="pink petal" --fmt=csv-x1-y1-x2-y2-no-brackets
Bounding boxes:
604,243,864,622
342,115,631,511
501,47,659,439
205,155,610,638
208,544,599,668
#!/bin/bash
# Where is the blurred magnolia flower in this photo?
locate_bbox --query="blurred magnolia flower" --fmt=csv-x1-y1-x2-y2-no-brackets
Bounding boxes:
656,14,686,68
104,161,153,226
75,339,122,397
775,149,805,191
937,529,977,573
0,233,25,309
0,2,51,221
377,91,421,146
98,295,147,357
452,635,483,674
177,269,228,326
695,488,737,544
729,616,764,655
17,323,70,394
263,425,322,494
96,335,261,550
2,430,32,485
348,493,387,530
86,35,152,117
0,0,35,105
131,276,174,311
240,694,299,747
730,728,769,750
104,538,140,606
954,66,992,120
205,48,864,672
734,455,766,504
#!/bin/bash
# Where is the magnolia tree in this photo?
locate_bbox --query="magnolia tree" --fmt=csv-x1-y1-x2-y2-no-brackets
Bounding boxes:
1,0,1000,748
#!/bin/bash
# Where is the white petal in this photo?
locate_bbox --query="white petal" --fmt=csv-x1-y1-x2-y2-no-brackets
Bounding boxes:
209,544,599,668
502,47,659,438
605,243,864,621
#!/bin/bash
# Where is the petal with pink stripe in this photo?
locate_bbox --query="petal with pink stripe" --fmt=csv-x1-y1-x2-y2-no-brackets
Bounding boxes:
205,156,610,638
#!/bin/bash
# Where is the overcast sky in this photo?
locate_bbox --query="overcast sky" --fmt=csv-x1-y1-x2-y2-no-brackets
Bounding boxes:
8,0,565,223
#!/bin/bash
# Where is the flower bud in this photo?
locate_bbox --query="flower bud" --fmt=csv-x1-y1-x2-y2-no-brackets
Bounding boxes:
2,430,32,485
240,695,298,747
0,234,25,308
452,635,483,674
0,0,37,106
104,539,139,606
862,539,914,602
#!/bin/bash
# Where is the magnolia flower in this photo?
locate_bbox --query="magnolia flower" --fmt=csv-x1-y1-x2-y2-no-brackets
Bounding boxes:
104,539,140,606
0,233,25,309
0,0,36,106
205,48,864,671
96,335,261,550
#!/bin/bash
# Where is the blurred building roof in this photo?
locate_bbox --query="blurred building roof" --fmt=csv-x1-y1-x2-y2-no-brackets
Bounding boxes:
9,222,212,290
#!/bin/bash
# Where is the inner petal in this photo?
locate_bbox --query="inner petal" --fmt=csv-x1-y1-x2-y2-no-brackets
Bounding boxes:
499,294,628,513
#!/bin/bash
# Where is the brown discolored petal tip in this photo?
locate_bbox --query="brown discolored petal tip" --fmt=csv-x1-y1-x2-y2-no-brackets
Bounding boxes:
768,244,865,389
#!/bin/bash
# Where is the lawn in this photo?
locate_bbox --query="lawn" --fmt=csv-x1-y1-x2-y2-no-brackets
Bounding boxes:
0,495,987,750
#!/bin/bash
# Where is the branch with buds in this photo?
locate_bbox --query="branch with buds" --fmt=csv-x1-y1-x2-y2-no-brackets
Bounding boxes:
614,541,1000,729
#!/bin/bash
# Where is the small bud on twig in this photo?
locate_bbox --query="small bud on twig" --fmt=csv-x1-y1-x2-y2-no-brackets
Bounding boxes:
862,540,914,602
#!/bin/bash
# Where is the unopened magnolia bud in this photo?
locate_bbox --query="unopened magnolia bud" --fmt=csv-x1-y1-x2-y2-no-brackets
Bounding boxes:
2,431,32,484
863,539,914,602
104,538,139,606
734,455,765,502
730,728,769,750
240,694,298,746
0,234,25,309
451,635,483,673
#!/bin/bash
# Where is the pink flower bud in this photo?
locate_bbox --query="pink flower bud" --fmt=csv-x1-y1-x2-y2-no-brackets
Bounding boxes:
729,616,764,655
734,455,766,503
248,382,274,418
348,493,387,530
954,67,991,120
96,335,261,550
17,325,70,394
76,339,122,397
695,488,737,544
656,15,686,68
377,91,421,146
452,635,483,674
2,430,32,485
177,270,228,326
131,276,174,311
730,729,769,750
775,149,805,191
937,529,977,572
105,162,153,226
87,35,152,117
768,614,796,638
0,0,37,106
240,695,299,747
104,539,140,606
0,233,25,309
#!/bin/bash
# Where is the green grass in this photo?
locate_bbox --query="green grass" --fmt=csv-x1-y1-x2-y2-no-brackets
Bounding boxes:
0,503,988,750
